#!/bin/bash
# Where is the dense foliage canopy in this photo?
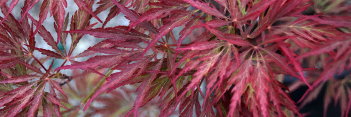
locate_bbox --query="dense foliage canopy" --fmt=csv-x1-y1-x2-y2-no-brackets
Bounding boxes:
0,0,350,117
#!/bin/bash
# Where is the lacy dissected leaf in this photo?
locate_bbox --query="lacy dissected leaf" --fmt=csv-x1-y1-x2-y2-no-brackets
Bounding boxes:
205,26,252,46
182,0,227,19
75,39,143,58
0,77,68,117
0,0,19,22
34,47,63,58
67,27,148,41
30,0,67,42
29,16,61,53
239,0,276,21
68,4,97,54
261,47,310,87
226,55,301,117
275,17,343,48
57,55,126,70
279,43,309,84
0,0,349,116
0,74,36,84
298,37,351,87
94,0,120,27
144,12,192,53
73,0,102,23
127,58,165,117
129,7,182,29
83,55,152,111
177,41,220,51
111,0,158,33
103,6,120,28
298,38,350,59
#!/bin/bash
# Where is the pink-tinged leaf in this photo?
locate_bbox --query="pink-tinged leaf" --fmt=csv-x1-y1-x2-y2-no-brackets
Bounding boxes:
144,14,191,54
74,39,142,58
130,8,176,28
0,76,36,84
0,0,6,5
1,0,19,22
66,28,146,40
130,59,163,116
177,19,201,47
90,48,139,55
206,19,231,28
129,77,150,117
182,53,220,99
290,37,316,48
158,0,185,5
302,15,351,27
52,0,67,42
42,101,53,117
29,16,61,52
239,0,276,20
53,103,62,117
206,27,252,46
5,89,35,117
18,61,43,74
225,39,253,47
94,0,114,14
177,41,219,51
111,0,138,21
111,0,158,33
259,36,296,45
79,48,132,56
28,33,36,53
260,48,311,87
170,51,197,76
84,57,150,110
49,80,68,98
182,0,227,19
306,30,328,41
36,0,51,33
291,29,318,43
0,84,33,108
228,79,246,117
34,47,62,58
279,43,308,86
73,0,102,23
2,83,34,95
21,0,40,21
227,0,239,21
0,55,18,61
0,70,12,78
335,41,351,59
204,52,230,105
46,94,68,109
28,85,45,117
49,87,63,117
301,84,324,107
102,6,120,28
56,55,123,70
0,60,19,69
257,81,269,117
174,60,200,83
280,0,310,17
298,41,343,59
0,94,18,108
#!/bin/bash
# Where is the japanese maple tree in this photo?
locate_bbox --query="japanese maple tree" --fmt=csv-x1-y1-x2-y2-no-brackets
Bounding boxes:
0,0,350,117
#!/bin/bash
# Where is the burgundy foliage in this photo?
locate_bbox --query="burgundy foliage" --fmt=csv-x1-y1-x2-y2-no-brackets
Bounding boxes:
0,0,350,117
